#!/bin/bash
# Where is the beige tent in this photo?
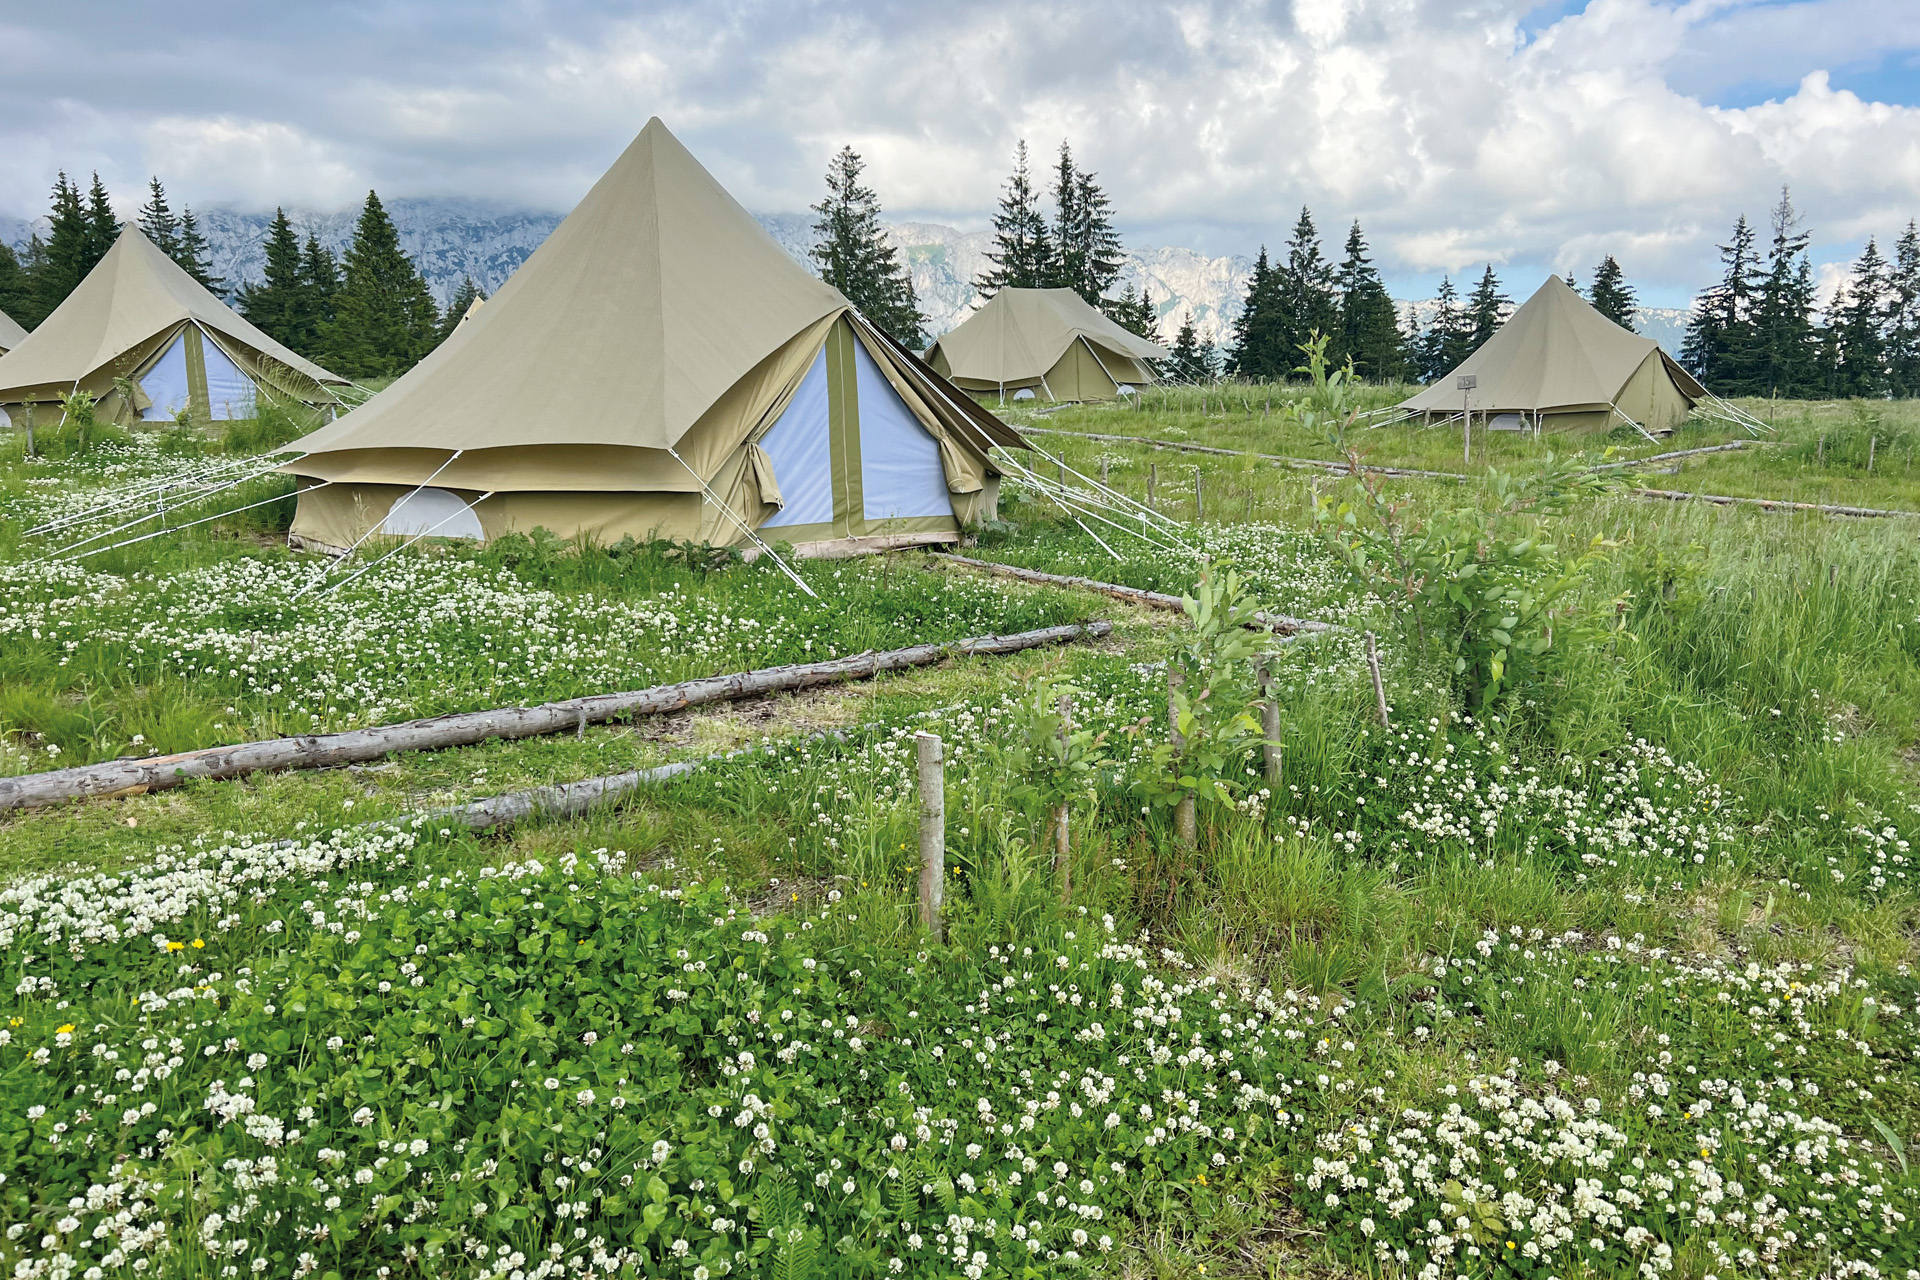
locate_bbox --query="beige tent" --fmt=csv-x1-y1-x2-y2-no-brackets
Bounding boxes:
927,287,1169,403
1400,275,1704,435
0,308,25,356
279,118,1022,560
0,227,349,430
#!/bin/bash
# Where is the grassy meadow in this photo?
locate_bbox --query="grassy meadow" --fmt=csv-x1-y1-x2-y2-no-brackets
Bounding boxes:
1,388,1918,1280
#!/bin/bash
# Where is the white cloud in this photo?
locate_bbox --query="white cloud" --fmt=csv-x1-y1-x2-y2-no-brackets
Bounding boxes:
1,0,1917,305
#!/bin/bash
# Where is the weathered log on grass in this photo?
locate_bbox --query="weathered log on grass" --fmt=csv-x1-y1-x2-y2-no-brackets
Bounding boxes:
0,622,1113,813
940,554,1338,636
1629,488,1920,519
1018,424,1466,481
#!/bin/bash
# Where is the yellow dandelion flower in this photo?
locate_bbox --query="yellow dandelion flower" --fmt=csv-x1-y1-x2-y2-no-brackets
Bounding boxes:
56,1024,74,1035
191,939,206,949
167,941,185,952
1506,1242,1516,1250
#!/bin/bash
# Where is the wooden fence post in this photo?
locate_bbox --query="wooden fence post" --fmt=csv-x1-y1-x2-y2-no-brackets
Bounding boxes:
1148,463,1158,510
1258,657,1282,788
1054,693,1072,901
1169,667,1196,848
916,731,945,939
1100,456,1109,487
1365,632,1390,728
1194,469,1204,522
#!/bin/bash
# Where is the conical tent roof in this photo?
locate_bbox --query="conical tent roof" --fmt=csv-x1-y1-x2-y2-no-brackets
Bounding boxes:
0,226,345,400
1400,275,1704,415
286,117,849,458
928,287,1169,386
0,308,25,354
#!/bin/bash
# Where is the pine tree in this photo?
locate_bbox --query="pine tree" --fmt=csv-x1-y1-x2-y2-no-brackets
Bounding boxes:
1047,144,1124,305
974,141,1054,296
1753,188,1817,397
809,145,926,348
1419,277,1472,381
0,240,32,330
1832,238,1889,398
1682,214,1760,390
1587,255,1638,330
1274,207,1338,373
1228,247,1286,379
436,277,486,345
174,207,222,293
1335,221,1404,380
300,234,340,354
36,173,105,320
238,210,310,350
1167,310,1218,383
83,173,119,265
1464,265,1511,355
137,177,181,259
1886,221,1920,398
323,191,440,379
1104,282,1159,341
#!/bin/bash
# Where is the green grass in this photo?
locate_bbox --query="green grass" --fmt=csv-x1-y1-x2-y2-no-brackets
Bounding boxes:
3,401,1920,1279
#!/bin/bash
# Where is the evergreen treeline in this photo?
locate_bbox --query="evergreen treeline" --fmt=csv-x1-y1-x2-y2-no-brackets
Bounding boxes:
810,146,927,349
975,140,1158,339
1,171,449,382
1230,210,1409,382
1683,188,1920,398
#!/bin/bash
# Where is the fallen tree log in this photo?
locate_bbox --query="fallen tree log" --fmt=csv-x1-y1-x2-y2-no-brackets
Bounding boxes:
1629,489,1920,519
0,622,1113,813
940,554,1338,636
1018,425,1466,481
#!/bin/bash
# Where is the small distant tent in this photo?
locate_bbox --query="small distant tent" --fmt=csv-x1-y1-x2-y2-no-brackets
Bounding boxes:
1399,275,1704,436
926,287,1169,403
0,308,25,356
0,227,349,430
278,118,1022,560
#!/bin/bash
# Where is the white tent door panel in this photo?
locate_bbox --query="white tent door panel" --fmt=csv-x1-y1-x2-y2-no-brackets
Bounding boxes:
138,335,192,421
854,341,951,521
382,487,484,539
200,336,256,420
759,347,835,528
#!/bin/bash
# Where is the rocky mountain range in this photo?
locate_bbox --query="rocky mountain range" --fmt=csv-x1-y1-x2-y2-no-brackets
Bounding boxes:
4,199,1690,355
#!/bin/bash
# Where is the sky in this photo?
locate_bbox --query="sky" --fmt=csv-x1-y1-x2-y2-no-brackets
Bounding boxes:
2,0,1918,308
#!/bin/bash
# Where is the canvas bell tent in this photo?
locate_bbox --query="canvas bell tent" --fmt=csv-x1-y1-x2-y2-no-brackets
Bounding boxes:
0,226,349,430
0,308,25,356
1399,275,1706,436
926,287,1169,403
278,118,1023,560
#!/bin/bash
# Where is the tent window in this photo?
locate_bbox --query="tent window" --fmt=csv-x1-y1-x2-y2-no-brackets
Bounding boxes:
759,347,835,528
382,487,484,540
1011,387,1036,401
200,335,257,420
138,334,193,421
855,340,952,522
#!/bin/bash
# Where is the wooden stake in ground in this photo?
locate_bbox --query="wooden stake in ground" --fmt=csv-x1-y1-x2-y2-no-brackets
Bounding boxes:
917,731,945,940
1148,463,1158,509
1258,657,1282,788
1194,469,1204,522
1100,456,1109,487
1365,631,1391,728
1869,436,1877,473
1054,692,1073,901
1169,666,1197,848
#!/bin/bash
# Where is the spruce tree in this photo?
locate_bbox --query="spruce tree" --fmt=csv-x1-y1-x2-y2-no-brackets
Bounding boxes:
174,207,222,293
323,191,440,379
300,234,340,354
1587,255,1638,330
1105,282,1159,341
436,277,486,345
137,177,181,259
974,141,1053,296
1274,207,1338,372
83,173,119,264
1167,310,1218,383
36,174,103,320
1420,277,1472,380
1464,265,1511,355
1336,221,1404,380
238,210,309,350
1046,144,1124,304
0,241,32,330
1228,247,1285,379
809,145,926,348
1682,214,1760,390
1832,238,1889,398
1888,221,1920,398
1753,188,1816,397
